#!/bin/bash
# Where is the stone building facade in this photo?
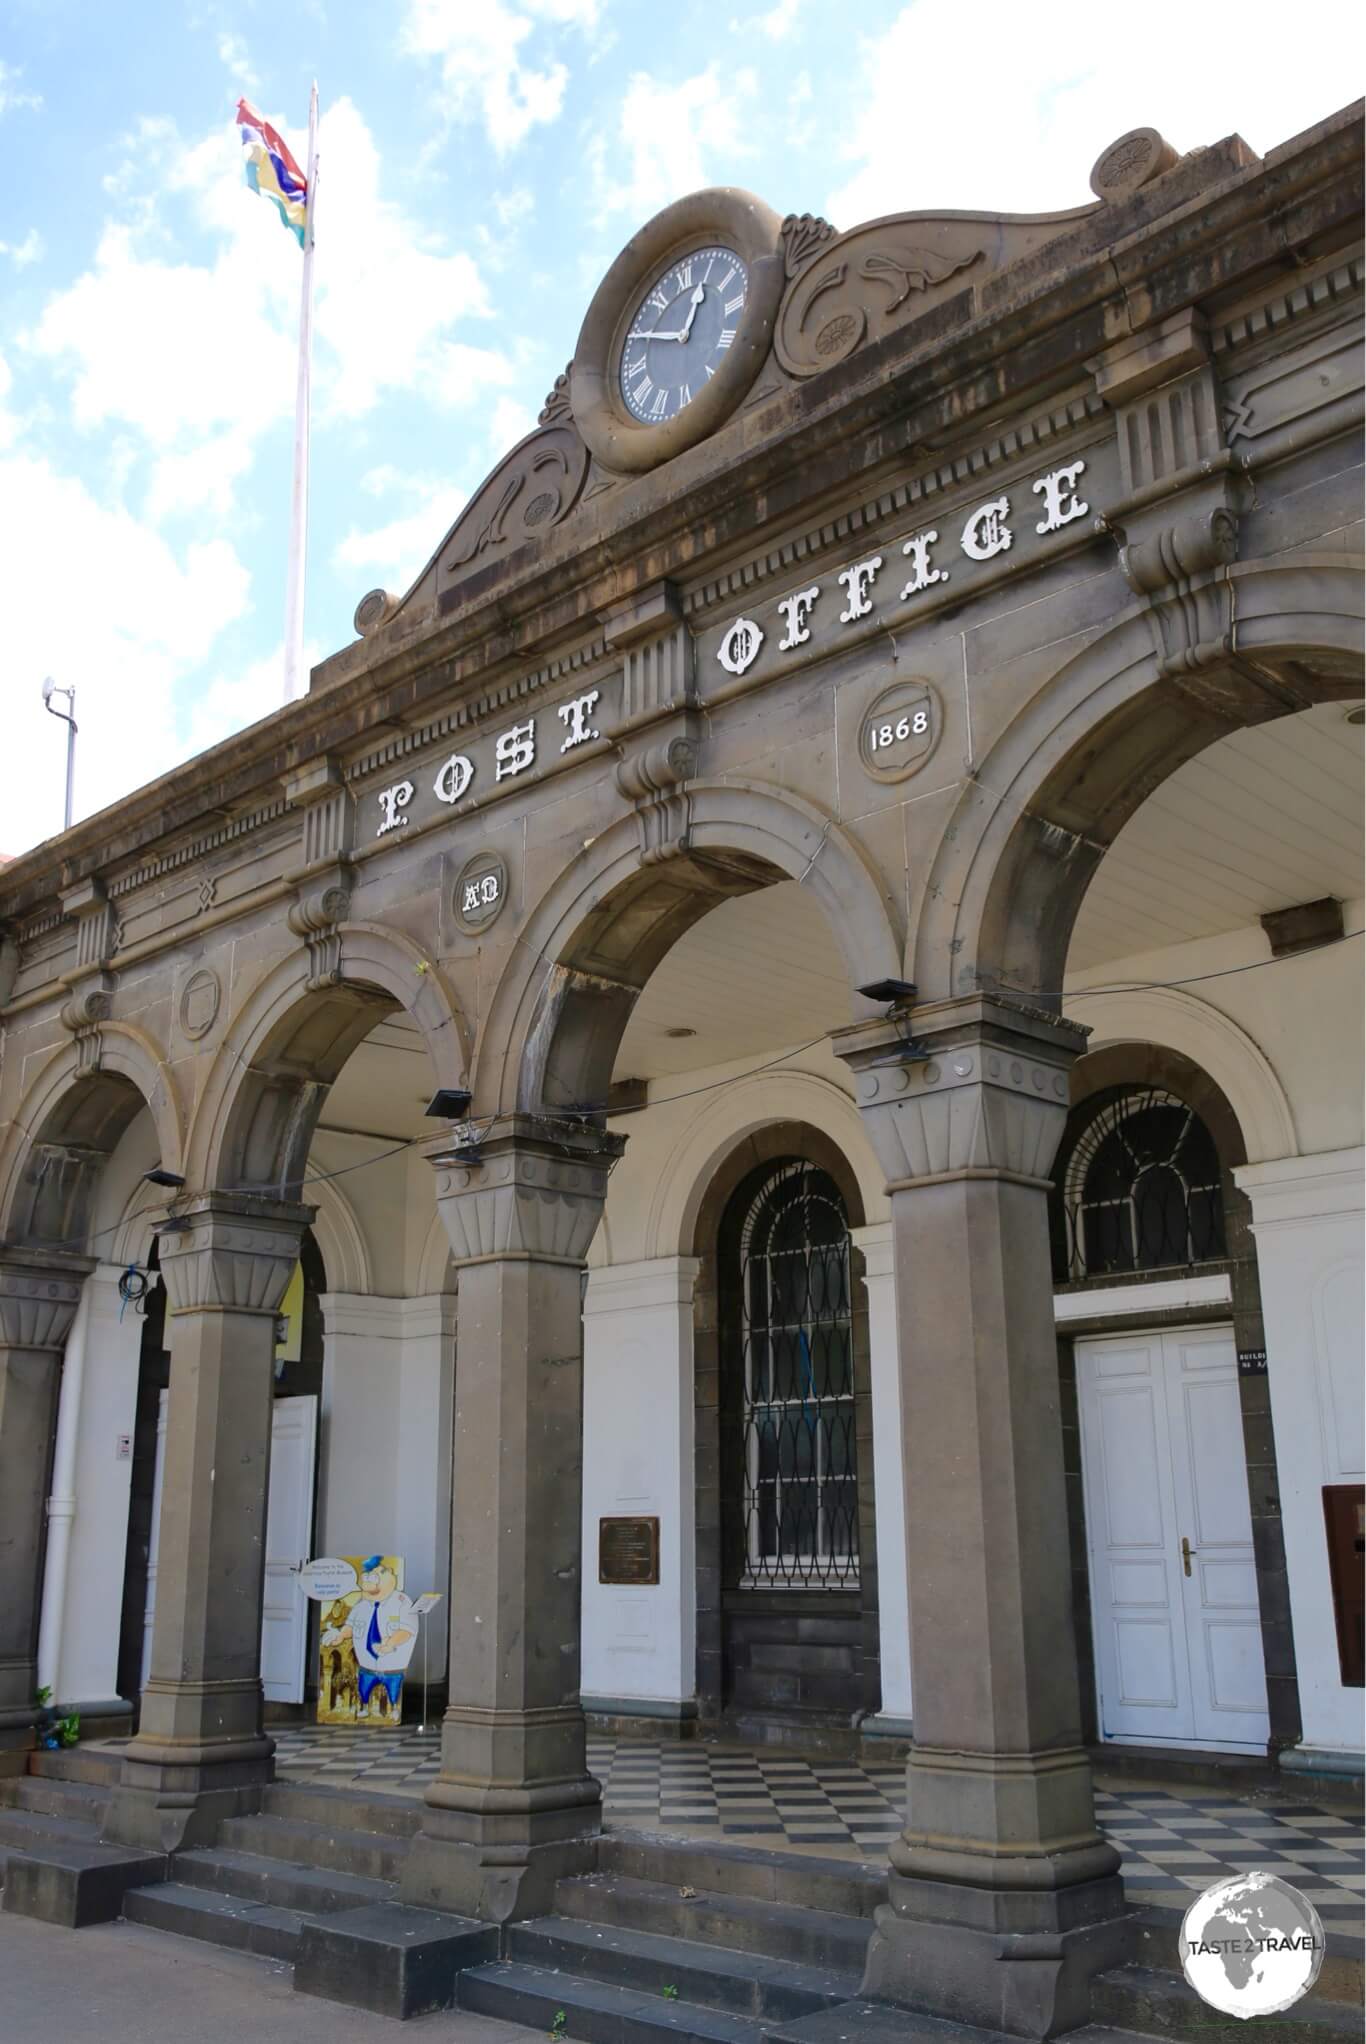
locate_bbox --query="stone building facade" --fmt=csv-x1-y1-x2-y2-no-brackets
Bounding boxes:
0,103,1361,2034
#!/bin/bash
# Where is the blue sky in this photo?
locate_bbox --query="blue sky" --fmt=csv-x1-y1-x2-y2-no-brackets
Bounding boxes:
0,0,1354,856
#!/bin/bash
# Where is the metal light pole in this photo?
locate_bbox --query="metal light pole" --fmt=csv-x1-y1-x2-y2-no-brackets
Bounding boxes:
41,677,77,832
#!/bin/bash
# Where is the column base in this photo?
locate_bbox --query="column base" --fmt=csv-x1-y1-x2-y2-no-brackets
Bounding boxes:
101,1731,274,1852
861,1877,1136,2039
402,1756,602,1922
401,1831,599,1923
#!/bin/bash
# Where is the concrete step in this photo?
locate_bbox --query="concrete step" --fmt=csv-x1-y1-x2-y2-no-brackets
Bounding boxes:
556,1872,875,1972
0,1805,102,1867
262,1778,424,1839
27,1743,123,1787
459,1958,770,2044
600,1831,885,1921
763,2008,1161,2044
509,1913,860,2022
1,1775,108,1823
1093,1961,1362,2044
123,1879,307,1962
216,1811,410,1882
173,1845,399,1916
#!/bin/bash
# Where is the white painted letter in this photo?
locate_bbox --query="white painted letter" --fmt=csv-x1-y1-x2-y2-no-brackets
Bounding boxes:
376,780,414,836
557,688,601,753
837,554,884,623
960,497,1013,562
433,753,474,805
717,617,764,676
1032,460,1089,534
900,529,946,599
777,585,820,651
495,719,536,782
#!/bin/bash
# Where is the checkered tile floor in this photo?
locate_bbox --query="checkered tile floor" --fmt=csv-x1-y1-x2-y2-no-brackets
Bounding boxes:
268,1725,1363,1936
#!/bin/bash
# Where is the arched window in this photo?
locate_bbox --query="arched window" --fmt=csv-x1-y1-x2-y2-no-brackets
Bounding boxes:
733,1161,858,1588
1051,1086,1227,1284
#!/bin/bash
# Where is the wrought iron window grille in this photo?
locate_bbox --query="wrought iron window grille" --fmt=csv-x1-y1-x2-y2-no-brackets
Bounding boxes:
1052,1085,1227,1285
736,1161,859,1591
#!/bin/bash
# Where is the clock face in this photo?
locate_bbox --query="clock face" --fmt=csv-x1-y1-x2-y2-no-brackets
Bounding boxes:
618,245,750,425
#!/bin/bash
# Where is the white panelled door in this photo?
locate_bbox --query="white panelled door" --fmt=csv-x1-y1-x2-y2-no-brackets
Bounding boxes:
1077,1326,1269,1752
260,1395,318,1704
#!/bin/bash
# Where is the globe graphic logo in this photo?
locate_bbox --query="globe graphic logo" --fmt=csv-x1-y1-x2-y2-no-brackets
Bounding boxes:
1181,1871,1325,2017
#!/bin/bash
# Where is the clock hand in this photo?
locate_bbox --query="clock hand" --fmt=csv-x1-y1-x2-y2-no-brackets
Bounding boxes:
628,327,687,342
679,282,706,342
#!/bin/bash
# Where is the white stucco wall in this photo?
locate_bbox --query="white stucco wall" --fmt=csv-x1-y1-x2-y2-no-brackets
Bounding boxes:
319,1293,456,1671
580,1257,699,1714
1236,1149,1365,1767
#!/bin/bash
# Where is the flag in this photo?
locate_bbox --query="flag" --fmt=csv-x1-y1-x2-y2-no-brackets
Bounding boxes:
236,98,308,246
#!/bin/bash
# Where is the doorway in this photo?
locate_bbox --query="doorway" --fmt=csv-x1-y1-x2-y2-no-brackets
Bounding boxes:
1078,1324,1270,1751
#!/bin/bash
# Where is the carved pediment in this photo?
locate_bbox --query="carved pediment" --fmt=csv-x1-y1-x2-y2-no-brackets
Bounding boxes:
352,129,1190,640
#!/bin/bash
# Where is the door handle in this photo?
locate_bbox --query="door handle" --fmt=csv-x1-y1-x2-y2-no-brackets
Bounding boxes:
1181,1536,1195,1578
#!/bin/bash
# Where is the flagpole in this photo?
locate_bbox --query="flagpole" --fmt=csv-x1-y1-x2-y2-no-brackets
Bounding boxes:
282,81,318,705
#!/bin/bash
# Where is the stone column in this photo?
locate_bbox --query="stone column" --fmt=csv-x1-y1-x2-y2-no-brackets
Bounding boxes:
0,1249,92,1767
103,1194,311,1851
403,1116,624,1924
835,997,1131,2039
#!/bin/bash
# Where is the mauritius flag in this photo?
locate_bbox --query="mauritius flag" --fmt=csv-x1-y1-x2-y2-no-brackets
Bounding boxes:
236,98,308,246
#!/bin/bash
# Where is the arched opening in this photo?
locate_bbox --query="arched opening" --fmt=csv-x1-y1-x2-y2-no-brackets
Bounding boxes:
194,958,462,1722
1029,689,1365,1764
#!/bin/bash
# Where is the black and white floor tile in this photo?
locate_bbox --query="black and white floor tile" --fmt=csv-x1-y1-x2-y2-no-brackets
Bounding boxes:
269,1726,1363,1936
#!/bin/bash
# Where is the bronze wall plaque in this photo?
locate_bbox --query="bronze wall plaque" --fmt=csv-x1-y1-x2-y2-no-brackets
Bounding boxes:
598,1515,660,1586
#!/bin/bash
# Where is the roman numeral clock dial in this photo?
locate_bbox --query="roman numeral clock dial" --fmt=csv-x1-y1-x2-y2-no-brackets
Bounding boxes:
619,246,749,424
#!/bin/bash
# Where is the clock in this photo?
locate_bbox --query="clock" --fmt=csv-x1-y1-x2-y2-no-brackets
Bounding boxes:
572,189,783,474
618,246,750,425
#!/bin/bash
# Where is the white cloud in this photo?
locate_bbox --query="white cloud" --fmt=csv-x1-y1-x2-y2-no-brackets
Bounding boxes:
0,58,41,117
216,31,260,90
591,64,759,226
0,452,250,856
179,639,316,761
402,0,600,153
0,228,42,266
730,0,801,39
486,392,536,457
334,474,467,591
27,99,505,521
826,0,1354,226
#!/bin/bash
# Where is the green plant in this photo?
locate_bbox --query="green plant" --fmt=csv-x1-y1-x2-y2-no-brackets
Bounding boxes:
662,1985,679,2001
549,2012,567,2040
56,1711,80,1748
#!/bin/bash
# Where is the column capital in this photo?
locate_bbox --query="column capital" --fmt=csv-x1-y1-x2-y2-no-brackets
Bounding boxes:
426,1115,625,1267
0,1246,94,1351
832,994,1088,1191
155,1193,313,1316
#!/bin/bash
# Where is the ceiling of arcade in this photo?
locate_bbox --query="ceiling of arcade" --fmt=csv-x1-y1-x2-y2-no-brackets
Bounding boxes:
313,700,1363,1110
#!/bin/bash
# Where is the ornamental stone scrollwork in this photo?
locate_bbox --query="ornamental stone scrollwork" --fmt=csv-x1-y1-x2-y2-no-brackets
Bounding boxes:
1117,508,1240,679
0,1250,93,1352
354,587,400,638
538,363,574,426
780,212,836,277
775,221,984,378
154,1195,313,1317
57,876,119,1076
285,759,356,989
427,1117,625,1266
1089,126,1180,202
833,997,1089,1190
439,418,590,589
615,729,700,866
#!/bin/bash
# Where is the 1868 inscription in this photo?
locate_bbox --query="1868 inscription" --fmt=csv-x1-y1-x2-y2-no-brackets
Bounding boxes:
599,1516,661,1586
